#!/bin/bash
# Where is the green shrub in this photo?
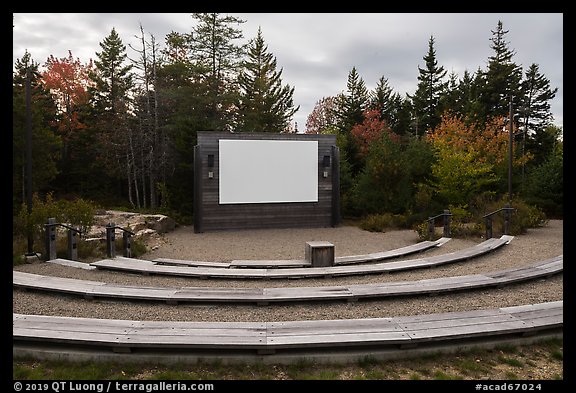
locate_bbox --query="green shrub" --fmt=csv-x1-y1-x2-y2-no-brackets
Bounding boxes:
359,213,406,232
413,196,547,241
482,197,547,236
13,193,99,264
60,198,98,235
14,193,98,240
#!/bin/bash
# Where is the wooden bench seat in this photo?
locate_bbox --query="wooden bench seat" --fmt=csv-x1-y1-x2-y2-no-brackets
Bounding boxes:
89,236,513,279
334,237,451,265
151,238,450,269
152,258,231,268
229,259,311,268
12,301,563,355
13,255,562,305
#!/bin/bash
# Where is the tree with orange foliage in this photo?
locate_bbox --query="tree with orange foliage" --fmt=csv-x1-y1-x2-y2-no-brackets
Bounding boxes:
427,114,529,207
42,51,94,140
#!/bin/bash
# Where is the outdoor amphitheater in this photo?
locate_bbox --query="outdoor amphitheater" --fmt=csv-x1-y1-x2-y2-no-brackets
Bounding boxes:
13,133,563,380
13,218,563,368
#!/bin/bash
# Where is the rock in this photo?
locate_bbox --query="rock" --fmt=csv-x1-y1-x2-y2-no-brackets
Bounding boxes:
85,210,176,241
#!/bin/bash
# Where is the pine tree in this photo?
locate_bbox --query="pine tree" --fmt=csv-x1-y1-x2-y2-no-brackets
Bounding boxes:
438,71,459,117
369,76,404,135
410,35,447,135
12,51,61,206
188,13,246,131
89,27,133,115
333,66,369,174
477,21,522,123
518,63,558,167
87,27,135,199
236,27,299,133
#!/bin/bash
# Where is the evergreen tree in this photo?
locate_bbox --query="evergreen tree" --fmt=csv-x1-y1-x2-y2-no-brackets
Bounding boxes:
188,13,246,131
518,63,558,167
451,69,477,122
477,21,522,123
333,66,369,175
87,27,135,198
236,27,299,133
410,35,447,134
523,136,562,217
396,95,416,137
154,40,209,219
89,27,134,115
12,52,61,207
438,71,459,117
369,76,404,135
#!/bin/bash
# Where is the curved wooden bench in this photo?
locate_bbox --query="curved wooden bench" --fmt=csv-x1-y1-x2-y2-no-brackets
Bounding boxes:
334,237,451,265
150,237,451,268
89,236,513,279
13,255,561,305
12,301,563,356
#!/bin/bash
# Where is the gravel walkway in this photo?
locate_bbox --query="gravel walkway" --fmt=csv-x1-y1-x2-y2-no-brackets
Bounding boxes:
13,220,563,323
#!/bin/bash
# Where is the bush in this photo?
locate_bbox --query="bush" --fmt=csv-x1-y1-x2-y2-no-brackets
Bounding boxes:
13,193,100,264
359,213,407,232
482,197,547,236
412,196,547,241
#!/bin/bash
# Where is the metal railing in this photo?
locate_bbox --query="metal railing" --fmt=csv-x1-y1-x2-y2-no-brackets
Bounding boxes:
44,218,135,261
44,218,82,261
482,204,515,239
427,209,452,239
105,223,135,258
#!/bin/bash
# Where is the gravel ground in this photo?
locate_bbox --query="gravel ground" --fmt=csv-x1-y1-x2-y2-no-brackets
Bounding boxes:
13,220,563,322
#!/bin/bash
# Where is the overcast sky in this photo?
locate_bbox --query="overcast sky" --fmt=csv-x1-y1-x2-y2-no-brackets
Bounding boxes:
12,13,563,131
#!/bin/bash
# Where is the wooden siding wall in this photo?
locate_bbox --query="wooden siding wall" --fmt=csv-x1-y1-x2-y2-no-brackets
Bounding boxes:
194,132,339,232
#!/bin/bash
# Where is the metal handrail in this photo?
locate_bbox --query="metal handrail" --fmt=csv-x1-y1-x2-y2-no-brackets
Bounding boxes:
427,209,452,239
482,206,515,219
483,204,515,239
44,219,83,261
105,223,135,258
44,221,83,234
105,223,135,236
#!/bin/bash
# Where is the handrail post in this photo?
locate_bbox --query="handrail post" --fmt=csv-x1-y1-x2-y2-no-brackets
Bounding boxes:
485,216,493,239
44,217,57,261
67,227,79,261
106,223,116,258
123,231,132,258
443,209,451,237
427,217,434,240
504,203,511,235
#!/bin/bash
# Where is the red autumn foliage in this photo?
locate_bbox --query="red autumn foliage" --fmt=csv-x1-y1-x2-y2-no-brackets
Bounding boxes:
42,51,94,139
351,109,399,157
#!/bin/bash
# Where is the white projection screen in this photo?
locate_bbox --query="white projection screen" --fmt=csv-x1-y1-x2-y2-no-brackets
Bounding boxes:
219,139,319,204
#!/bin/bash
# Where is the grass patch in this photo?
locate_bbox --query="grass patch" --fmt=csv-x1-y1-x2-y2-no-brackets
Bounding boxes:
13,339,563,380
498,356,524,368
433,370,462,380
457,358,491,375
550,350,563,361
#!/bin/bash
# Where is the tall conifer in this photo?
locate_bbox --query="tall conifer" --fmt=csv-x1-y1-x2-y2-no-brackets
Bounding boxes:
237,27,298,133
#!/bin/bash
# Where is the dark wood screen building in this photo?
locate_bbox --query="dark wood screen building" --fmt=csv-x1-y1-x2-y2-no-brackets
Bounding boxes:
194,131,340,232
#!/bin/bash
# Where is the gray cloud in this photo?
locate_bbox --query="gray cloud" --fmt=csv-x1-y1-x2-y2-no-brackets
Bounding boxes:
13,12,563,130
